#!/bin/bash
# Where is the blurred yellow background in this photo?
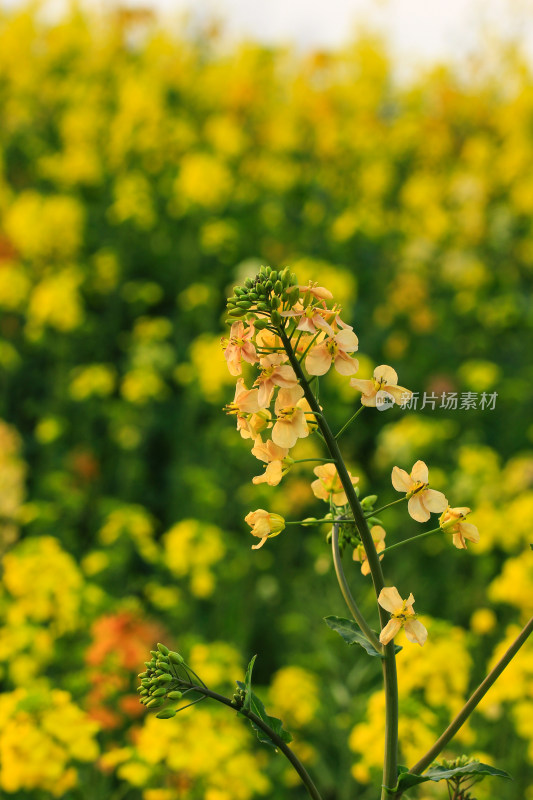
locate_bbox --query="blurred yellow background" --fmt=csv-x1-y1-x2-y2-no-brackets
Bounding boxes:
0,2,531,799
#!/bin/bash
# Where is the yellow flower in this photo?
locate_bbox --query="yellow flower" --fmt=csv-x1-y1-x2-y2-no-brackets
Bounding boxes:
391,460,447,522
251,438,291,486
224,379,261,439
244,509,285,550
378,587,427,646
305,322,359,377
311,463,358,506
222,321,258,377
353,525,386,575
272,386,309,448
439,506,480,549
350,364,412,408
254,354,298,408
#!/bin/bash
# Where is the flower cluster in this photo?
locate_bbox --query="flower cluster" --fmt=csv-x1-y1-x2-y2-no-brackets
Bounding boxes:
223,267,368,548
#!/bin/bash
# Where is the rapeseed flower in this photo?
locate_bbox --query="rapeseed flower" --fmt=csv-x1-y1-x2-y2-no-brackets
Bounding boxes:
391,460,447,522
378,587,427,646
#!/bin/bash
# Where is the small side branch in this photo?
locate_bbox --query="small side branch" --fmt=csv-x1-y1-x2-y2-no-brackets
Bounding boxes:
407,616,533,781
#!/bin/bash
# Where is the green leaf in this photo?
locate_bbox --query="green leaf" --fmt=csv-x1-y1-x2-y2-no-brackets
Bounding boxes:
242,654,256,712
393,762,512,793
324,616,402,657
236,656,292,749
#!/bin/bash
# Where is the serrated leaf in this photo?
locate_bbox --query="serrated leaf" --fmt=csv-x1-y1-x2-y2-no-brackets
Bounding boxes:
394,762,511,793
324,616,402,657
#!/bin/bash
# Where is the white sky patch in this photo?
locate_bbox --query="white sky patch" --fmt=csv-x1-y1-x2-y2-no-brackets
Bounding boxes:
2,0,532,72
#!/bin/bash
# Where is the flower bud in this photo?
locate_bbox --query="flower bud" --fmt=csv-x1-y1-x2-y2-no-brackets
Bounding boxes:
157,643,170,655
166,691,183,700
168,651,185,664
274,280,283,294
157,673,172,683
151,686,168,697
228,308,247,317
361,495,378,509
271,310,282,326
156,708,177,719
147,697,165,708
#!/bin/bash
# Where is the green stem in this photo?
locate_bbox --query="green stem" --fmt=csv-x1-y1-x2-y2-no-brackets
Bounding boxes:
279,328,399,798
285,518,342,525
366,497,407,517
298,331,322,364
332,522,383,653
335,405,365,439
404,616,533,789
183,683,324,800
381,527,441,555
292,458,336,464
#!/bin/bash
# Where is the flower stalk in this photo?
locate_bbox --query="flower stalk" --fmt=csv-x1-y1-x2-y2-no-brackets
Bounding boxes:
278,325,400,798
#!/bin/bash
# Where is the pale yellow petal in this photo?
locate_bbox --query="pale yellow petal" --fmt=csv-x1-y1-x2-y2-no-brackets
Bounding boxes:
272,420,298,449
336,328,359,352
387,385,411,404
334,352,359,376
452,532,467,549
361,392,378,407
374,364,398,385
391,466,412,493
378,586,404,614
379,618,402,645
411,460,429,484
423,489,448,513
404,619,428,646
408,494,430,522
460,522,480,543
251,537,268,550
350,378,373,394
305,345,331,376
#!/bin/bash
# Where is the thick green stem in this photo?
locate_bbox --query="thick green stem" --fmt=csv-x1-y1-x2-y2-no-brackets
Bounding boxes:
404,616,533,788
183,683,324,800
332,522,383,653
279,327,399,798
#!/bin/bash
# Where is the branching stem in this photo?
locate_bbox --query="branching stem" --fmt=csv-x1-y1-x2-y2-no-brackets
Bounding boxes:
180,682,324,800
402,616,533,796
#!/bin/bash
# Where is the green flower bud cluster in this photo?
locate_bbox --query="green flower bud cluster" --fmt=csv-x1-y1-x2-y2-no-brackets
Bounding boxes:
437,756,482,800
137,642,185,720
360,495,382,526
439,755,477,770
226,265,300,323
324,515,361,553
231,686,246,709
